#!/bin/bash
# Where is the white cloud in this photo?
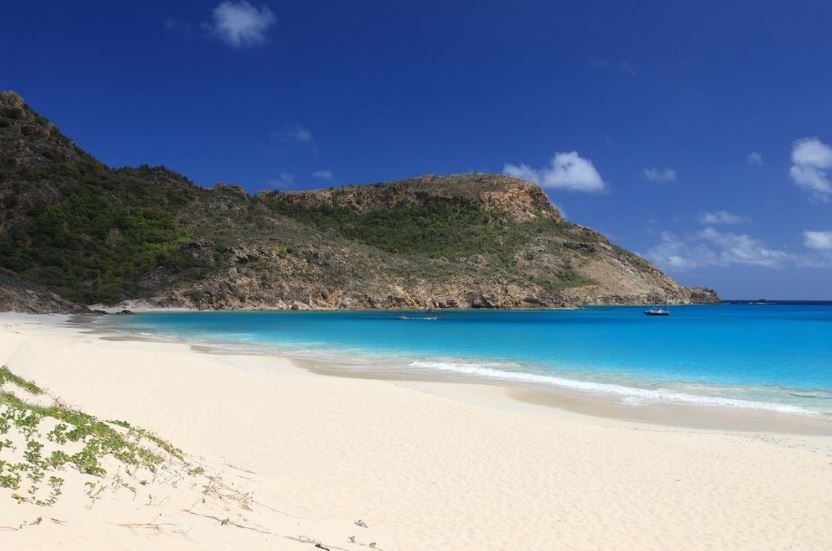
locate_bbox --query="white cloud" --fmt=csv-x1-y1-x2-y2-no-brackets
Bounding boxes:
271,125,317,152
803,230,832,251
790,137,832,200
698,211,748,225
504,151,606,192
641,168,677,183
699,227,791,267
312,169,334,182
747,151,764,166
291,126,313,145
209,1,276,48
792,138,832,166
644,227,792,271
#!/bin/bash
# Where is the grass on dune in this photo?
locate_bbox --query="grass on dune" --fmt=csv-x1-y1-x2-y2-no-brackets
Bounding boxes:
0,365,183,506
0,366,43,395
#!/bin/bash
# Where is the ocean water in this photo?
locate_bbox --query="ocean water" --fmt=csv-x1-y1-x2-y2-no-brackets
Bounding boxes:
107,304,832,415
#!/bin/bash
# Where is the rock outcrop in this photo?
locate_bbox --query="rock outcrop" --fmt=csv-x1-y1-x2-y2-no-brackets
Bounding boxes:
0,269,89,313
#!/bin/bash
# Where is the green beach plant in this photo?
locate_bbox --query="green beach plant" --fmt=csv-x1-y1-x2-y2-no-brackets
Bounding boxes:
0,366,43,395
0,365,185,506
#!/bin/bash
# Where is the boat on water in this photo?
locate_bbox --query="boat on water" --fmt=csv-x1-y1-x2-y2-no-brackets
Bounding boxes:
397,315,439,321
643,307,671,316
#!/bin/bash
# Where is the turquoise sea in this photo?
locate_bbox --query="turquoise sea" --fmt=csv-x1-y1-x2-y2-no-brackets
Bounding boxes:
107,304,832,415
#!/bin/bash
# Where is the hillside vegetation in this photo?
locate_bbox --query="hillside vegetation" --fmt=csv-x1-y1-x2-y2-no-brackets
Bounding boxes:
0,91,717,310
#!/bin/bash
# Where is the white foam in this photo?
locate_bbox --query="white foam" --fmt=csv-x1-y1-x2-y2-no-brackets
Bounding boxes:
102,317,820,417
410,360,815,416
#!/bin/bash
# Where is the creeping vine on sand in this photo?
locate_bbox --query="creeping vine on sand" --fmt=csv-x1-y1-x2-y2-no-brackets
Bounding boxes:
0,365,183,506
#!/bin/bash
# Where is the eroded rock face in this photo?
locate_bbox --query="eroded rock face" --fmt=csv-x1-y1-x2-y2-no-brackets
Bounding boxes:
479,183,560,222
0,270,89,314
0,91,85,167
686,287,721,304
143,229,716,311
269,173,562,220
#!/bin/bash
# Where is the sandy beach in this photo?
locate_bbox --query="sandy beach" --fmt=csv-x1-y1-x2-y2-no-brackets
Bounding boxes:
1,313,831,550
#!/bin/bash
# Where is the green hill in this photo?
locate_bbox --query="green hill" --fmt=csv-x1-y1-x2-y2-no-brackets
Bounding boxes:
0,91,717,310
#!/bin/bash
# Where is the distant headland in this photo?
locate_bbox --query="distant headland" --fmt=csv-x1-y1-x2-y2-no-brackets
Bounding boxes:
0,91,718,312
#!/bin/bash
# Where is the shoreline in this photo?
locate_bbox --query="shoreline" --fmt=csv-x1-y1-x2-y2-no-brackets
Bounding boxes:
84,302,732,314
85,312,832,435
2,313,832,549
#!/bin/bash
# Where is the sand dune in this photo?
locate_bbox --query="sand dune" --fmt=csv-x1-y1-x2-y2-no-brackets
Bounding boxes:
1,314,831,550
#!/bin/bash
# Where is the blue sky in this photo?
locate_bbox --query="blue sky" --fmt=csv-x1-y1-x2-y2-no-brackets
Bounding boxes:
2,1,832,299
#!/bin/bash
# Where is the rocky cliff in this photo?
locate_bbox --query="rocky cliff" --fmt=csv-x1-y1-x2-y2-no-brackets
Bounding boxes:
0,91,718,310
0,269,88,313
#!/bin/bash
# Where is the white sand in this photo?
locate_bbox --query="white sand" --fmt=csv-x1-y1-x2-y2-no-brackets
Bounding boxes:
1,313,831,550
